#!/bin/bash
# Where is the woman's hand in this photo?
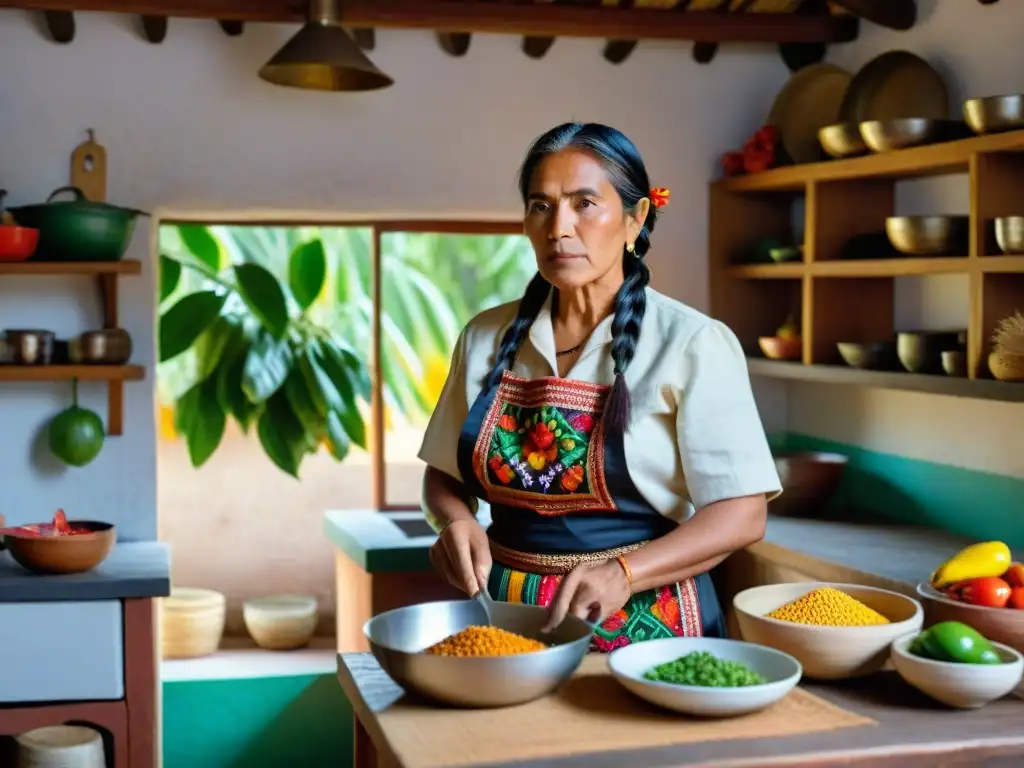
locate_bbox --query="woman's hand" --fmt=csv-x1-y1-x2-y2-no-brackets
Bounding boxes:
542,559,630,633
429,518,492,596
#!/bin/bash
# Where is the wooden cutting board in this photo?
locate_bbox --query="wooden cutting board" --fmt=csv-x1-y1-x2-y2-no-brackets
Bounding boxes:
70,129,107,203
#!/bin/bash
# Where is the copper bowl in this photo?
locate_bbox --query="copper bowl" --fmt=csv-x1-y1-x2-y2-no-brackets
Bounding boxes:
770,451,849,518
4,520,115,575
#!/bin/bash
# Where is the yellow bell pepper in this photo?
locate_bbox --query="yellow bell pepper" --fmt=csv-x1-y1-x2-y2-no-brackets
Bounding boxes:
930,541,1012,589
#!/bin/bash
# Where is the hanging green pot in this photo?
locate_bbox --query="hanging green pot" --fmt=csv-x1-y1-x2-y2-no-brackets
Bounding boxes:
8,186,148,262
48,378,106,467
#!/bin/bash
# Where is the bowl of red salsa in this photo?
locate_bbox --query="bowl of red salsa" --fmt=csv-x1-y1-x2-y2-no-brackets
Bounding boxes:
1,509,115,575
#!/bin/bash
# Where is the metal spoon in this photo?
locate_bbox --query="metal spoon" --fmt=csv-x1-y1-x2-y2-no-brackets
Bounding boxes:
474,587,495,626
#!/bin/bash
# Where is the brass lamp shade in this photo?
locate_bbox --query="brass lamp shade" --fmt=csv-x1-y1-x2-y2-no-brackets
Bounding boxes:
258,20,394,92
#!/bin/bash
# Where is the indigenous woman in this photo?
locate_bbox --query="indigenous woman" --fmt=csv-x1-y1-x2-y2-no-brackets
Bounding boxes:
421,123,782,650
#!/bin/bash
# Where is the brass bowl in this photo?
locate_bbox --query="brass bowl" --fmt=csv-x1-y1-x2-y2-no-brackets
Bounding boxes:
964,94,1024,135
759,336,802,362
818,122,867,159
995,216,1024,255
885,216,968,256
859,118,971,153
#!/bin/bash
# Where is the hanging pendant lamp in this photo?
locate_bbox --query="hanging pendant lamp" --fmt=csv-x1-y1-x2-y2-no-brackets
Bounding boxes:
258,0,394,92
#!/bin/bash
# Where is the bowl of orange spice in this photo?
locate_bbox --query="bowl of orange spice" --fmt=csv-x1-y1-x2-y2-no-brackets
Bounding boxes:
363,598,595,708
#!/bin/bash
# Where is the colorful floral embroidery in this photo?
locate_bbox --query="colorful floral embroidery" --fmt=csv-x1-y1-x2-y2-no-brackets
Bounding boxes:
473,373,615,514
489,563,703,653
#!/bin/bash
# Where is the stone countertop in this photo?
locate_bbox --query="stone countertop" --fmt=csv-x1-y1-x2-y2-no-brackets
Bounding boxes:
325,508,981,584
0,540,171,602
324,507,493,574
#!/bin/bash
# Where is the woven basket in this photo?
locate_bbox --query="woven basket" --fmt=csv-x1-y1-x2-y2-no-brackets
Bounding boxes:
989,350,1024,382
161,587,226,659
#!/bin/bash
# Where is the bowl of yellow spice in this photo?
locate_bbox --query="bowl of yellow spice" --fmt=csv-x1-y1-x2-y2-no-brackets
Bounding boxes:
733,582,923,680
363,597,595,708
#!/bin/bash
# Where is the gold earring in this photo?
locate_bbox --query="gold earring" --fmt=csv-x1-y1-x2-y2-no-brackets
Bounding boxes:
626,243,635,254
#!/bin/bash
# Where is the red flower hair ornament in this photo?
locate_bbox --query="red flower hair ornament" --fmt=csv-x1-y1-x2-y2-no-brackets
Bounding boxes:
649,187,671,209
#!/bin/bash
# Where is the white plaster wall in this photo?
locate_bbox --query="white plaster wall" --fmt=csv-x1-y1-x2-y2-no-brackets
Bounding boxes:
785,0,1024,479
0,12,791,543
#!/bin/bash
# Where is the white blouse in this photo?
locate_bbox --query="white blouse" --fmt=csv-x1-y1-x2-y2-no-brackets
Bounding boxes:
419,288,782,522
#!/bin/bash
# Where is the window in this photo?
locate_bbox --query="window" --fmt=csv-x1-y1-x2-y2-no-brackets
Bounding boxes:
156,220,535,511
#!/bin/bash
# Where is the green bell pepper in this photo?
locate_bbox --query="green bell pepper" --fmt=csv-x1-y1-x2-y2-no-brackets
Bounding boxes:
909,621,1002,665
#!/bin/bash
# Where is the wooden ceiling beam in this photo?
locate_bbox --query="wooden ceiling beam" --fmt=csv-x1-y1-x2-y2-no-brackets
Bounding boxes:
0,0,859,43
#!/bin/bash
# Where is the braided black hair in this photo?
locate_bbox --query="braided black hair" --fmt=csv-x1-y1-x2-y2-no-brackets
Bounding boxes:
485,122,658,436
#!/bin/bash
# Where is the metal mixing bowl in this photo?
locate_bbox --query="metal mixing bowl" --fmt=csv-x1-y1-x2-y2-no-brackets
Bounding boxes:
363,598,595,708
860,118,970,153
818,122,867,159
885,215,968,255
964,94,1024,135
995,216,1024,254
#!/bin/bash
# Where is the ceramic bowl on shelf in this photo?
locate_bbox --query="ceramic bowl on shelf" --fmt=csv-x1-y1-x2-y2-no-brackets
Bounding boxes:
769,451,849,518
243,594,319,651
0,224,39,262
964,94,1024,135
3,520,115,575
607,636,802,717
733,582,923,680
16,724,106,768
885,215,968,256
837,341,899,371
896,330,965,375
941,350,967,377
758,336,802,362
915,582,1024,656
890,632,1023,709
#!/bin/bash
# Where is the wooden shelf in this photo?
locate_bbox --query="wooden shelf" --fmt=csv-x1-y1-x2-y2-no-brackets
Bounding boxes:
729,257,972,279
0,259,142,276
0,365,145,382
709,131,1024,397
981,255,1024,273
747,358,1024,402
0,261,145,435
716,129,1024,193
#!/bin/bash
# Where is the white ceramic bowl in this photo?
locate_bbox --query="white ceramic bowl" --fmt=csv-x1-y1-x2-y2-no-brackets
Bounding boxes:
890,631,1024,709
243,594,319,651
733,582,923,680
607,636,802,717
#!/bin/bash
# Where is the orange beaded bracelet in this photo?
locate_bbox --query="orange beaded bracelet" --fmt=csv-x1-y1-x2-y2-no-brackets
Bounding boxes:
616,555,634,587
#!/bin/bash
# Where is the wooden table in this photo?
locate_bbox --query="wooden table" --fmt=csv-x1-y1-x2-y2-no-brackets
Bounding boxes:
338,652,1024,768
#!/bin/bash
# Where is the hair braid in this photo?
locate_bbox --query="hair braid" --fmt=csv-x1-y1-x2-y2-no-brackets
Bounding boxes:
485,272,552,388
604,241,652,434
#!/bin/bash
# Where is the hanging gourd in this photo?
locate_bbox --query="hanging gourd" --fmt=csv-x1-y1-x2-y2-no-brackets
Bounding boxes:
48,378,106,467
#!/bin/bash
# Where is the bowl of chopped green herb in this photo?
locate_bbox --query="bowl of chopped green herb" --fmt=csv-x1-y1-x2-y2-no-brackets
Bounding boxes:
607,637,803,717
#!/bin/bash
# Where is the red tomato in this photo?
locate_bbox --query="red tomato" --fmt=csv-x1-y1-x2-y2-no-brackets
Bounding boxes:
947,577,1012,608
1009,587,1024,610
1003,562,1024,589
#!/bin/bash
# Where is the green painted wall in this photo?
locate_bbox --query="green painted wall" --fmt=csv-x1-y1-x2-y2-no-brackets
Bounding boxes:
772,431,1024,549
163,675,352,768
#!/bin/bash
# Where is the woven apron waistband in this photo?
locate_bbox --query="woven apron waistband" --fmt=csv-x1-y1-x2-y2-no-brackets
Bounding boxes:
488,538,648,576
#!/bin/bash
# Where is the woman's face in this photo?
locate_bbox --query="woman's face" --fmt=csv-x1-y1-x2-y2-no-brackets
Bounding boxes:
523,149,647,291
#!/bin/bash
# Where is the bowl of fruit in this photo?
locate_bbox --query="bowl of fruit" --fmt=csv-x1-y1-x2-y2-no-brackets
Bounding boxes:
891,622,1023,709
758,315,802,362
916,541,1024,656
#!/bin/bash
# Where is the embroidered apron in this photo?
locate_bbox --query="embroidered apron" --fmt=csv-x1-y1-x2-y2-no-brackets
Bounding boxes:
456,370,726,652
